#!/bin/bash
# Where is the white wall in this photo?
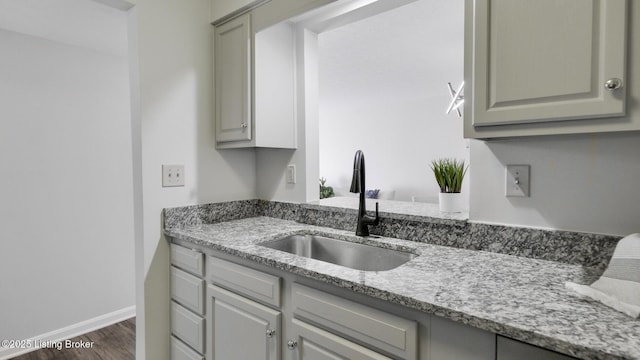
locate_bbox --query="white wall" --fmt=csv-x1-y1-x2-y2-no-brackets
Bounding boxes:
0,16,134,357
128,0,257,358
317,0,468,203
469,132,640,236
319,95,468,202
256,27,320,203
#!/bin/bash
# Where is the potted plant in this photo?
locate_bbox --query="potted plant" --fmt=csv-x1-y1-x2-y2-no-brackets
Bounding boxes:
319,177,334,199
430,158,468,212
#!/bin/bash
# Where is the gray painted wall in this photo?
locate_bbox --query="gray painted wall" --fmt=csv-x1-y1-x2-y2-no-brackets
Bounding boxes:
470,133,640,236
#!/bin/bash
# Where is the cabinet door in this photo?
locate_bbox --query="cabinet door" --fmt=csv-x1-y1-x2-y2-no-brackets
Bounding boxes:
206,284,280,360
214,13,252,143
291,319,392,360
470,0,627,127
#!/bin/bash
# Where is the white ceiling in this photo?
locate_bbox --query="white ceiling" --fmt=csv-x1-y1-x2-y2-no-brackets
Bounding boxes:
318,0,464,106
0,0,128,56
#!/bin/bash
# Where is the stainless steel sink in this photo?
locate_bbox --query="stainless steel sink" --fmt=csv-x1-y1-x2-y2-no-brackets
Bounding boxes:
258,234,415,271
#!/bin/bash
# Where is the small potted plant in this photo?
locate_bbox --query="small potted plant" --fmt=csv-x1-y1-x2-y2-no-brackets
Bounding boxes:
430,158,468,212
319,177,334,199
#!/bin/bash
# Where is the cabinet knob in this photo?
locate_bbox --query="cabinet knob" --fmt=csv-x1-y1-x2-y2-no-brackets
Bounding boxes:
287,339,298,350
240,122,248,129
604,78,623,91
265,329,276,338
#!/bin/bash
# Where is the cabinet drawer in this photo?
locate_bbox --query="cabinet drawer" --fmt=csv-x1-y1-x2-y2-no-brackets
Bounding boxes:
292,283,417,360
206,256,280,307
292,319,392,360
171,266,205,315
171,336,204,360
171,302,205,354
171,244,204,277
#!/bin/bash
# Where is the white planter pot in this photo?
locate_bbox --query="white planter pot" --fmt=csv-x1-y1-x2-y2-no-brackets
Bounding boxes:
438,193,463,213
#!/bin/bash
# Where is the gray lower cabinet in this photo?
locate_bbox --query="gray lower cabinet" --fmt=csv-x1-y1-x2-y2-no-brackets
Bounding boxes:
171,243,205,277
206,256,281,307
171,246,572,360
291,319,392,360
171,267,205,315
203,255,415,360
206,284,281,360
497,336,578,360
171,302,205,353
291,283,417,360
170,244,206,359
205,256,283,360
171,336,204,360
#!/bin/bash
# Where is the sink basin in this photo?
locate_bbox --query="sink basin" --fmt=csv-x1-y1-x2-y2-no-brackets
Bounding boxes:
258,234,415,271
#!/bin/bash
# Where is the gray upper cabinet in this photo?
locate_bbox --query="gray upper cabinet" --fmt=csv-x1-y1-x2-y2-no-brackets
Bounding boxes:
464,0,639,139
213,11,297,149
473,0,627,126
214,13,252,144
212,0,337,149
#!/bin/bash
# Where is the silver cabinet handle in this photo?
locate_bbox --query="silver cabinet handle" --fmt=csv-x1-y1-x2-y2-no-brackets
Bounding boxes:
266,329,276,338
287,340,298,350
604,78,623,91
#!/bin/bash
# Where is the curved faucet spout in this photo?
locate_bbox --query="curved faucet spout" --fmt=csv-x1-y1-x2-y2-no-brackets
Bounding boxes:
349,150,379,236
350,150,364,193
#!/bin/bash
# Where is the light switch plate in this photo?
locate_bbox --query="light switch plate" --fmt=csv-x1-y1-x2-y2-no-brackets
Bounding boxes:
162,165,185,187
505,165,530,197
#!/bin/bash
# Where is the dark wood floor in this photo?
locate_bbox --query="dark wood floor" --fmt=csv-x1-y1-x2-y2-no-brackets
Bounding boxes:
12,318,135,360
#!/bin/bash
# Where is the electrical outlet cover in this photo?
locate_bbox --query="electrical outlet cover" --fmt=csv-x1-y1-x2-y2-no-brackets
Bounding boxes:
286,165,296,184
505,165,530,197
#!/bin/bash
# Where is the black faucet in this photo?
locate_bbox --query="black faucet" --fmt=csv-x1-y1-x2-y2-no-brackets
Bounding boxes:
349,150,380,236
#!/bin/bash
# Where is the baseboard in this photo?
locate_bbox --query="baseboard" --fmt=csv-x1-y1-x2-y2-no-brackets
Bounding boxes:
0,306,135,360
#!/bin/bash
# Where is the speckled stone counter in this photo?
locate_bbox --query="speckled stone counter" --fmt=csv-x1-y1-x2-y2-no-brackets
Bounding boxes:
165,217,640,360
164,199,619,270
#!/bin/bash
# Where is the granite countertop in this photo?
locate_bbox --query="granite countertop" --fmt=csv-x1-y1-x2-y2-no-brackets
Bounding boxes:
165,216,640,360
